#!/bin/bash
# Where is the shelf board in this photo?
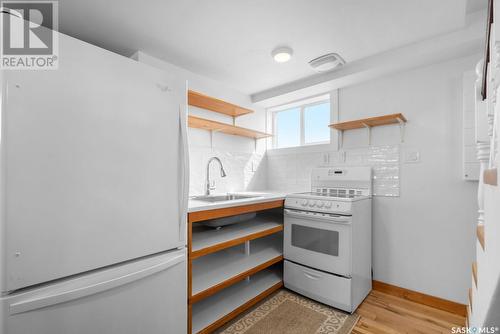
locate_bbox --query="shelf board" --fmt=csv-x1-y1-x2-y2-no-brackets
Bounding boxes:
329,113,407,130
468,288,473,313
188,115,272,139
189,200,284,223
484,168,497,186
477,224,485,250
191,233,283,303
192,268,282,334
191,216,283,259
472,262,478,287
188,90,254,117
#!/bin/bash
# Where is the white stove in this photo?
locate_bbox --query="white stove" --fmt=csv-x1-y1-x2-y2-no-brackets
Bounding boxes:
283,167,372,313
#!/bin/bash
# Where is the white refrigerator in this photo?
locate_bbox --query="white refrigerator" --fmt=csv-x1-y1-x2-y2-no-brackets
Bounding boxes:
0,19,189,334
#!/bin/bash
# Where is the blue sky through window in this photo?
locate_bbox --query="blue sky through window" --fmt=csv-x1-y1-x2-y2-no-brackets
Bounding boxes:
274,101,330,148
275,107,300,148
304,102,330,144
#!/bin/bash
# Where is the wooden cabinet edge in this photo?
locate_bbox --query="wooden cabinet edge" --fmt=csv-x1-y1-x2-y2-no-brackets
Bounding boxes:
477,224,485,250
188,200,284,223
472,262,478,288
484,168,497,186
195,281,283,334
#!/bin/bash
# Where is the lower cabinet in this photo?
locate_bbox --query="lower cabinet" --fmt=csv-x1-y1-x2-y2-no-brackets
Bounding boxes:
187,201,284,334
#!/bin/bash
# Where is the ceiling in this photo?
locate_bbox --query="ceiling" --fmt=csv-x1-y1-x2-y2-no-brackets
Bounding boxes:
56,0,470,94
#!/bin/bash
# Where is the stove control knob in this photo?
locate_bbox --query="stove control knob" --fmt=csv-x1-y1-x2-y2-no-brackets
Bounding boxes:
316,201,324,208
309,201,316,207
301,200,308,206
325,202,332,208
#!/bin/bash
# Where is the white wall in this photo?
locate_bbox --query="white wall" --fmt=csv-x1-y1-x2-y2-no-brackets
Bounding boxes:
135,50,478,304
133,52,268,195
266,55,479,304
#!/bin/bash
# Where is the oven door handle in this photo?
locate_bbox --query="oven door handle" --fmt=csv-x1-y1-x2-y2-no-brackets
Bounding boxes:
284,209,351,223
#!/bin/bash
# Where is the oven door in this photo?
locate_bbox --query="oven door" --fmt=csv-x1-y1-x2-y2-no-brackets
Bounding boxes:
284,208,351,277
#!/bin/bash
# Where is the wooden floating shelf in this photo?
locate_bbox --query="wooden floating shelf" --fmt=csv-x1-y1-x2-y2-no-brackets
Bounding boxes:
472,262,478,287
190,233,283,303
329,113,407,130
188,115,272,139
190,217,283,259
188,90,254,117
477,224,485,250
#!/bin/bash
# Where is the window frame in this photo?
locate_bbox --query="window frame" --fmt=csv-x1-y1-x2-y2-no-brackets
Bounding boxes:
272,98,331,149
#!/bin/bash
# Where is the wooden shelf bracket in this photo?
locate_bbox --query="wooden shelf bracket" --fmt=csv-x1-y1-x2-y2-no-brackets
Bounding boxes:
398,117,406,143
362,122,372,146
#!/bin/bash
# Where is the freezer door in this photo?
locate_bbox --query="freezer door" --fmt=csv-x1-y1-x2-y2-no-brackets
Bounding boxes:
2,29,189,291
0,249,187,334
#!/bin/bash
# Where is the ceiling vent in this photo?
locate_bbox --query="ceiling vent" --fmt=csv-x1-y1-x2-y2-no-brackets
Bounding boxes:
309,53,345,72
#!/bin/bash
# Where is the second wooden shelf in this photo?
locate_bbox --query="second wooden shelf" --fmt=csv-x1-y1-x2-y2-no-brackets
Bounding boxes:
188,115,272,139
191,216,283,259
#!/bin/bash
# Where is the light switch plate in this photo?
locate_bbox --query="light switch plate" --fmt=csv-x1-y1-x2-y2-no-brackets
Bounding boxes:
404,149,420,163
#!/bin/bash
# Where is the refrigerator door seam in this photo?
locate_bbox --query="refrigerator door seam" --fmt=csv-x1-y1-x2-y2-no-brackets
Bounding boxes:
179,101,189,243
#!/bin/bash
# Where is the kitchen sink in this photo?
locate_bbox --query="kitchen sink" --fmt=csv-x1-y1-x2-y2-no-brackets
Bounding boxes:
190,193,261,203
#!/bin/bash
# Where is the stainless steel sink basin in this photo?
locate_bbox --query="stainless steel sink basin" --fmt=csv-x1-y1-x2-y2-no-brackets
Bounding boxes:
191,194,260,203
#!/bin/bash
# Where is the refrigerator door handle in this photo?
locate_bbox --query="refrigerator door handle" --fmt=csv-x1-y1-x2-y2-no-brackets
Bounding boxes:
178,102,189,242
9,253,185,315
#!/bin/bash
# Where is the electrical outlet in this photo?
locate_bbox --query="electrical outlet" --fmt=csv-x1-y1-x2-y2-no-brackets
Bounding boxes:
404,149,420,163
322,153,330,165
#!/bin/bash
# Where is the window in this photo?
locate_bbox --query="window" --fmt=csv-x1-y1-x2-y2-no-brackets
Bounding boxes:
275,107,300,148
272,98,330,148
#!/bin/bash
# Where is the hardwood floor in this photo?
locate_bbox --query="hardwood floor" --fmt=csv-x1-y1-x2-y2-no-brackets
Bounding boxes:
352,290,466,334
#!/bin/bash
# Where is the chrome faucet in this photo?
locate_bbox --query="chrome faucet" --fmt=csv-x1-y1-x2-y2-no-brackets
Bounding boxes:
205,157,227,195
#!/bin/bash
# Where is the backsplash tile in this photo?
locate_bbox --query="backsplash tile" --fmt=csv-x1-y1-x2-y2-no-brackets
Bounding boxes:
189,147,267,196
266,145,400,197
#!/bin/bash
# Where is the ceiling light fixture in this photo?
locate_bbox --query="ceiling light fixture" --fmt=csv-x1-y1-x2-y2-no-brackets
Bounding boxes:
272,46,293,63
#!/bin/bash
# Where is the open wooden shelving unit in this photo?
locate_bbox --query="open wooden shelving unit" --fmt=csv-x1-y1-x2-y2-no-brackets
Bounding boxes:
187,200,285,334
187,90,272,140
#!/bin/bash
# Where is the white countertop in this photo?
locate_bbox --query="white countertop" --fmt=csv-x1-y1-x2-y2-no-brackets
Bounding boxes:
188,191,287,213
